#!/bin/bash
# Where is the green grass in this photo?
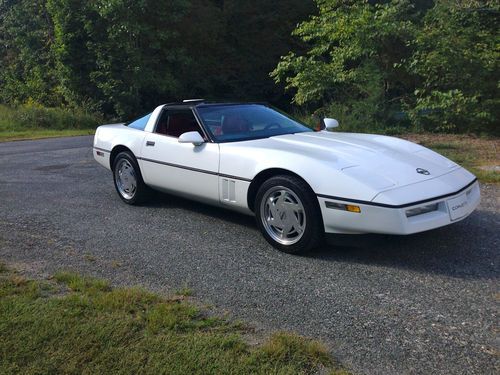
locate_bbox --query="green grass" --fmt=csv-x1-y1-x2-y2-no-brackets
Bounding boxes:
0,103,101,141
174,282,194,297
0,266,348,375
0,128,95,142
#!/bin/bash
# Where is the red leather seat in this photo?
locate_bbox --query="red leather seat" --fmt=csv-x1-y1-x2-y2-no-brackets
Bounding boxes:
221,114,250,135
167,114,200,137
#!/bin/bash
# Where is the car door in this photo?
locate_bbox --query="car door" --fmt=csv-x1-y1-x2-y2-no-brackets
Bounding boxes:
139,108,219,205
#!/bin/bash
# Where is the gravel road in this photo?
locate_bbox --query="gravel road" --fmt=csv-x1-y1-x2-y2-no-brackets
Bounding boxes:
0,136,498,374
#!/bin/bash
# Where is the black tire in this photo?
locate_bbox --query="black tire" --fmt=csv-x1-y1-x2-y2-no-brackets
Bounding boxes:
112,151,149,205
255,175,323,254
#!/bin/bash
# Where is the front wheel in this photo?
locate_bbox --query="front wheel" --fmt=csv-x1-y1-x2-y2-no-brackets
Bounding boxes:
112,151,149,205
255,175,323,254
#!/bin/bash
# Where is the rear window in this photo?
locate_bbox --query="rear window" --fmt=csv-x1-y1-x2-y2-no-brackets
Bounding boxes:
126,113,152,130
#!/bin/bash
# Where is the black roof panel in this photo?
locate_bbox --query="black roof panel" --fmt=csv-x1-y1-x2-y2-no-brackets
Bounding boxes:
163,101,268,108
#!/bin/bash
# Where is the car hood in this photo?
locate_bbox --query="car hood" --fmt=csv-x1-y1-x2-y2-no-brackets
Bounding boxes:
265,131,459,190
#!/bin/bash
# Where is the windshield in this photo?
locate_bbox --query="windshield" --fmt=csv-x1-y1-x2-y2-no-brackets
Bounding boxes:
196,104,312,142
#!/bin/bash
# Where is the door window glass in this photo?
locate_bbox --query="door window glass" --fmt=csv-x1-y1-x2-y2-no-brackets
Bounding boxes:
155,110,202,138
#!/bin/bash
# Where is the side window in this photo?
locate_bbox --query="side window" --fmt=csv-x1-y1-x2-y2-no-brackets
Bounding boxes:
127,113,152,130
155,109,203,138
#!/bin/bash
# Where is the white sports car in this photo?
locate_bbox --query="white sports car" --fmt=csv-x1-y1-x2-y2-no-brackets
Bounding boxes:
93,100,480,253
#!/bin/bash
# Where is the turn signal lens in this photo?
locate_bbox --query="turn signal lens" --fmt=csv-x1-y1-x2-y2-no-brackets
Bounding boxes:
346,205,361,213
325,201,361,213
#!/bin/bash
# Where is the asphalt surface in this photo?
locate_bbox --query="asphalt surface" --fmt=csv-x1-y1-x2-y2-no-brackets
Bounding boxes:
0,136,498,375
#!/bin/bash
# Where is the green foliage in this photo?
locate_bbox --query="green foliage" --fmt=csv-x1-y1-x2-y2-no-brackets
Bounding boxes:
272,0,417,131
408,89,483,133
0,0,60,106
46,0,192,117
272,0,499,135
0,0,316,119
407,0,500,134
1,0,497,134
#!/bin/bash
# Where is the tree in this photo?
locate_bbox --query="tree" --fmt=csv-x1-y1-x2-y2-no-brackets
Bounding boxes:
0,0,59,105
0,0,317,118
408,0,499,134
271,0,419,131
273,0,499,134
47,0,191,117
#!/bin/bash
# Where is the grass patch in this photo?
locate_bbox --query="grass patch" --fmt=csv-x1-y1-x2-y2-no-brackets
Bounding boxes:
175,283,194,297
0,268,347,374
0,103,101,141
404,134,499,183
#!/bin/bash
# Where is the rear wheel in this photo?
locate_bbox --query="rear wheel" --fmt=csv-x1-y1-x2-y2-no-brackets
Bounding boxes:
255,175,323,254
112,151,149,205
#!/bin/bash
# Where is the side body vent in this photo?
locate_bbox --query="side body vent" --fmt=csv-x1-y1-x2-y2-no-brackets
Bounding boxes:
222,178,236,202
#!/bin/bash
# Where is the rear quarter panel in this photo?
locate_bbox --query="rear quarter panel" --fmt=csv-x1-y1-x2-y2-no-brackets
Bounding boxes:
93,124,146,170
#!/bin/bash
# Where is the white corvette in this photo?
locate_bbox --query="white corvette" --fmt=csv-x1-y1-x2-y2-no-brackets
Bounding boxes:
93,100,480,253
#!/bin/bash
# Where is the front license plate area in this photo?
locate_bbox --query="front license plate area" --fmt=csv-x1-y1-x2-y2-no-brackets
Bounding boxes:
447,193,469,221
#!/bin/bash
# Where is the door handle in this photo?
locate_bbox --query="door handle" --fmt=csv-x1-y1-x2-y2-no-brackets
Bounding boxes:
146,141,155,146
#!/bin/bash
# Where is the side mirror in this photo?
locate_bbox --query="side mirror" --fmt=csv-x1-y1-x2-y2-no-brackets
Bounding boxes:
322,118,339,130
178,131,205,146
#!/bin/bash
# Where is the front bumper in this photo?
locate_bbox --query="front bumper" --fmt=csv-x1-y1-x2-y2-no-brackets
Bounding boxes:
318,180,480,235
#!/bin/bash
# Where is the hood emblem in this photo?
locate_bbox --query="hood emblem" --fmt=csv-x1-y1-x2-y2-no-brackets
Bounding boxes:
416,168,430,175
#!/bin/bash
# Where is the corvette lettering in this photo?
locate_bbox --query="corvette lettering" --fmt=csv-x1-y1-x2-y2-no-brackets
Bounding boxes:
451,202,468,211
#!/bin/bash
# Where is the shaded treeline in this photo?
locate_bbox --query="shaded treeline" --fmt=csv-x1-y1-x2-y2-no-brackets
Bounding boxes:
0,0,498,134
0,0,315,118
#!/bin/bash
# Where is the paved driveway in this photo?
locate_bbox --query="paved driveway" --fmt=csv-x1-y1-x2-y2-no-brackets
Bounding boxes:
0,136,498,374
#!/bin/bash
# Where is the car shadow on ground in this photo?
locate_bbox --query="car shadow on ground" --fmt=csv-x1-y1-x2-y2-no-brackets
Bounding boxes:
143,191,499,280
141,190,257,227
309,210,499,280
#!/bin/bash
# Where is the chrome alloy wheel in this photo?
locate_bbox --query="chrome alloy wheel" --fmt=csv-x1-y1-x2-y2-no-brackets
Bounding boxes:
260,186,306,245
114,159,137,200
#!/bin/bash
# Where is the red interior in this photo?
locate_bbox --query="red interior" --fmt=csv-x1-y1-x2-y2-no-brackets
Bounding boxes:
156,113,201,137
221,114,250,134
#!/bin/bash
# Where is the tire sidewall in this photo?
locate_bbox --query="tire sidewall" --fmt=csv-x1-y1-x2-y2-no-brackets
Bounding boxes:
255,175,323,254
112,151,145,205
